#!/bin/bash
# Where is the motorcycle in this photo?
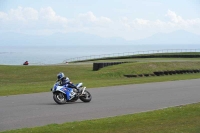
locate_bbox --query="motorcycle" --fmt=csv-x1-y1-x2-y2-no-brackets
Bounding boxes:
51,82,92,104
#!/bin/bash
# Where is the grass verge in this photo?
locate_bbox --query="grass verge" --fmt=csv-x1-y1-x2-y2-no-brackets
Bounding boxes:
1,102,200,133
0,61,200,96
1,60,200,133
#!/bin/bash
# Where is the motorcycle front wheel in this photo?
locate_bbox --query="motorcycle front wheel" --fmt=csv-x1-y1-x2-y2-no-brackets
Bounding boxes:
53,92,66,104
79,90,92,102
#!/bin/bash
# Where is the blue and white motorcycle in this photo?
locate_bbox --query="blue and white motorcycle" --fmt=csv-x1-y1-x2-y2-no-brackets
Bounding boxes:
51,82,92,104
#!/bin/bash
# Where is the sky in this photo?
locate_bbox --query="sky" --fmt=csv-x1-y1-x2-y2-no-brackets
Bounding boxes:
0,0,200,40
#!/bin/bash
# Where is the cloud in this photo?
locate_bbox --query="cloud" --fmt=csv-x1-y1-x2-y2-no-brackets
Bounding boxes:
77,11,112,27
166,10,200,28
121,10,200,30
78,12,97,22
40,7,67,23
135,18,150,25
166,10,183,23
0,12,8,20
0,7,199,40
0,7,112,32
6,6,38,21
118,10,200,39
0,6,67,23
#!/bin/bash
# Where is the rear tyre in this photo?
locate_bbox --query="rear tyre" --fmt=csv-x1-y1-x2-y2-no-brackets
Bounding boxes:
53,92,66,104
79,90,92,102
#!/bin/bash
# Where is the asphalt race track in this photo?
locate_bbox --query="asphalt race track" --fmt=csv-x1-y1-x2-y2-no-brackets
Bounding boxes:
0,79,200,132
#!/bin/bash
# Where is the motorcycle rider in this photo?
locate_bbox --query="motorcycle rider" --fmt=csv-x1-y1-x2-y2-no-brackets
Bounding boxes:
56,72,80,93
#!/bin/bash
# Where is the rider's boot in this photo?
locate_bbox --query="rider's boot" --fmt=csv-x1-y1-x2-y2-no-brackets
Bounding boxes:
76,87,81,95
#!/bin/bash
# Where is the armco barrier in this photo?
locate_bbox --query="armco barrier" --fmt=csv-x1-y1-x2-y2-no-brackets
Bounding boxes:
64,49,200,63
93,62,128,71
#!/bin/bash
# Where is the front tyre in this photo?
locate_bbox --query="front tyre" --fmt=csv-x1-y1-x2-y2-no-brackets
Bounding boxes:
53,92,66,104
79,90,92,102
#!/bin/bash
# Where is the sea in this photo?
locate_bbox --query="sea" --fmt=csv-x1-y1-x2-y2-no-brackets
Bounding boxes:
0,44,200,65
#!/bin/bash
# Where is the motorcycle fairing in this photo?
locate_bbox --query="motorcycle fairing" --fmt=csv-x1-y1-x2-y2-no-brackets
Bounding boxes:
65,88,74,100
52,83,77,101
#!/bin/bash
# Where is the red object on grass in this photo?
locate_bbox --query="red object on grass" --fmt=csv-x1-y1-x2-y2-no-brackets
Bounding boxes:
23,61,29,65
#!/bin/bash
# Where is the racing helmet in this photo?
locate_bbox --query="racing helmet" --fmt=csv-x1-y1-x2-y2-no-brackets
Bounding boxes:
57,72,65,80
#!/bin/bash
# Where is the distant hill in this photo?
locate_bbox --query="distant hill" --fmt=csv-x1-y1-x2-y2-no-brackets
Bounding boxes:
0,30,199,46
133,30,200,44
0,32,127,46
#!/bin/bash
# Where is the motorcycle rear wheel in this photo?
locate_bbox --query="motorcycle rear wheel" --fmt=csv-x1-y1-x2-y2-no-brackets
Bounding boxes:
53,92,66,104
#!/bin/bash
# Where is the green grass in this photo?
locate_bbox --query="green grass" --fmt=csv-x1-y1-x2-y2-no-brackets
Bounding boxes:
1,61,200,96
2,102,200,133
97,61,200,75
1,59,200,133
